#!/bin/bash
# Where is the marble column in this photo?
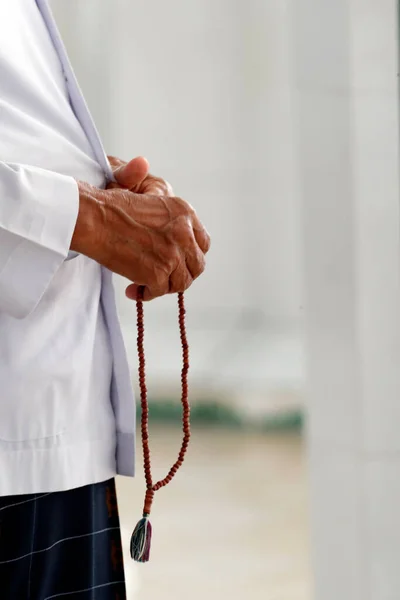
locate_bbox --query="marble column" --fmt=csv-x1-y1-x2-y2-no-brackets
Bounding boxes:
292,0,400,598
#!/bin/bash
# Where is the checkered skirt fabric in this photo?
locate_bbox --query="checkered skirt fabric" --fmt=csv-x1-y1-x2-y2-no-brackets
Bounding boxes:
0,478,126,599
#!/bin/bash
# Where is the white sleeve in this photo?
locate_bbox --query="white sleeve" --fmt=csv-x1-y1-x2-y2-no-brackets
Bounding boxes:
0,162,79,319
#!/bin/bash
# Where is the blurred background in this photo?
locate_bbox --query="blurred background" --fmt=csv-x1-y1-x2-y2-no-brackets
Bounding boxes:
47,1,400,599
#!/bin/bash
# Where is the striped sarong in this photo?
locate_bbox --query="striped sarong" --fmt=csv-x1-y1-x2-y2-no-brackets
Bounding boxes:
0,478,126,599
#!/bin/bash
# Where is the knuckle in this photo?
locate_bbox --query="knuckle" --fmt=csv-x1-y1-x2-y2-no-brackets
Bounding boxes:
193,254,206,278
204,231,211,252
173,196,193,216
170,264,192,294
157,177,174,196
196,262,205,278
165,246,180,271
165,180,174,196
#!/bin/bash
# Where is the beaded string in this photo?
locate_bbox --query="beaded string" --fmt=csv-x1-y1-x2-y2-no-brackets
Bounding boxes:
130,288,191,562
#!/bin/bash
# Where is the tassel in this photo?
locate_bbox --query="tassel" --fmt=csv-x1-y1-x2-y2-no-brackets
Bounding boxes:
131,488,154,563
130,515,152,563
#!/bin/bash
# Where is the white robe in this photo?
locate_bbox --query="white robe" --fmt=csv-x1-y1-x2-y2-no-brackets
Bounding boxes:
0,0,136,495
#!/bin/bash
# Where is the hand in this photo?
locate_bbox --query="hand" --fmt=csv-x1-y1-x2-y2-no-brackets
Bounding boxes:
72,162,210,301
107,155,174,197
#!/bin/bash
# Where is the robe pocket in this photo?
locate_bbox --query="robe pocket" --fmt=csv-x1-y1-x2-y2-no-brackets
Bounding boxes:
0,378,68,442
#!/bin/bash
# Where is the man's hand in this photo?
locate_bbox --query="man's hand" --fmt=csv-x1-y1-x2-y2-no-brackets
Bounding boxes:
71,158,210,301
107,155,174,197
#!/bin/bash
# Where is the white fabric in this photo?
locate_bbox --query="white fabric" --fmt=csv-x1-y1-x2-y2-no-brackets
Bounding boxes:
0,0,136,495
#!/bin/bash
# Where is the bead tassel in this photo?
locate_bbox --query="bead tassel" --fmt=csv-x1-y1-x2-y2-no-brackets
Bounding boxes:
130,289,191,563
130,517,152,563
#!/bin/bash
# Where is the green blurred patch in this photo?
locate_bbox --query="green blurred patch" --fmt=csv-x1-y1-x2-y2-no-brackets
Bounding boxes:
137,399,303,433
260,409,303,432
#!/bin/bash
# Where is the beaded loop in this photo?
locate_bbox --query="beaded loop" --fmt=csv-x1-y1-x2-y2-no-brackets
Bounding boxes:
136,288,191,517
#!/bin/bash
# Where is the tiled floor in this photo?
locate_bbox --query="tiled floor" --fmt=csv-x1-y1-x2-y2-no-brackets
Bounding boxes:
116,427,312,599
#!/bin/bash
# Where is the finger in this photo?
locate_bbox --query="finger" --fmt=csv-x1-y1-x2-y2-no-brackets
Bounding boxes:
125,280,168,302
140,176,174,197
125,283,141,301
125,283,156,301
168,261,193,294
107,155,124,170
193,223,211,255
178,201,210,255
185,244,206,281
114,157,150,190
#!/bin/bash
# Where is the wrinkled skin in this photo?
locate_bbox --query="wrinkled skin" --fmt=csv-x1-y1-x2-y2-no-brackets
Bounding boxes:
72,156,210,301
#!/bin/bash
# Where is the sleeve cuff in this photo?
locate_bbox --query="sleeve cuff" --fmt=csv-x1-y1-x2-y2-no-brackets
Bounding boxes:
0,167,79,319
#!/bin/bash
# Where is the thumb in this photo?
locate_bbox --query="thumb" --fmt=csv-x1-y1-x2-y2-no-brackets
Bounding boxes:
114,156,150,190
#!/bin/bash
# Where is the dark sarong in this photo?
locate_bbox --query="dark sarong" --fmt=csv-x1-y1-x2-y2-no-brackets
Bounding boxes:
0,478,126,599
